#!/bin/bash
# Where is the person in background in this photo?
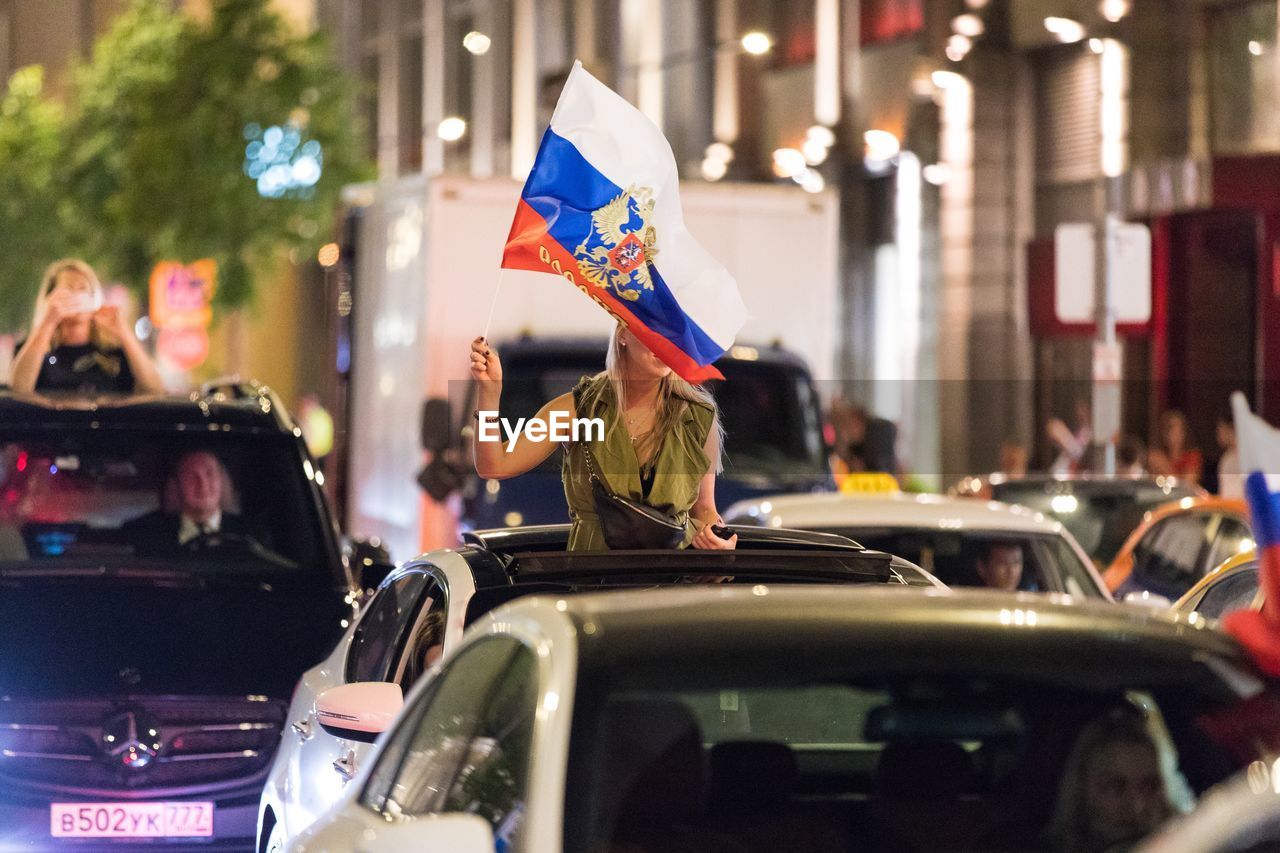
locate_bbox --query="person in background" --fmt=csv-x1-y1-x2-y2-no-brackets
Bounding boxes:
830,397,899,476
1147,410,1203,487
998,439,1029,480
974,541,1025,592
1117,436,1147,477
1045,707,1178,853
1047,399,1092,475
10,259,165,395
122,451,259,556
1213,408,1242,499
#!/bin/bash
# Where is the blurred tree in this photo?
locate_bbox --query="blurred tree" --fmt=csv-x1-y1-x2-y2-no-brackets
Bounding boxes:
0,67,81,330
64,0,367,307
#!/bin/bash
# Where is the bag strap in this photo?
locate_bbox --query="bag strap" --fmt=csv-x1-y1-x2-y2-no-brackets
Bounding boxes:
579,440,606,487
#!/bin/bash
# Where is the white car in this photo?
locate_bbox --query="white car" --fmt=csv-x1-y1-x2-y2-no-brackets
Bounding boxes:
293,585,1280,853
725,491,1110,598
256,550,477,852
1135,765,1280,852
257,525,938,850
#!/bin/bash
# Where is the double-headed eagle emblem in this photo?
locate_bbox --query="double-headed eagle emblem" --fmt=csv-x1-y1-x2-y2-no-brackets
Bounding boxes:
574,185,659,302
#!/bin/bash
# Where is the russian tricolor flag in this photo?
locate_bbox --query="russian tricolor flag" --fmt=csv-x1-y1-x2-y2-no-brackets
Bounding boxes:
502,61,747,383
1223,392,1280,674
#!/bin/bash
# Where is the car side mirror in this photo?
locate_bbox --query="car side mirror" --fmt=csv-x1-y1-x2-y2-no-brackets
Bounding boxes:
352,814,494,853
421,397,454,453
350,537,394,589
1123,590,1173,609
315,682,403,744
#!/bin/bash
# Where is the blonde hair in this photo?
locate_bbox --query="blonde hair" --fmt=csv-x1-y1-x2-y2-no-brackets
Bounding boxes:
1046,706,1179,852
597,324,724,474
33,259,119,349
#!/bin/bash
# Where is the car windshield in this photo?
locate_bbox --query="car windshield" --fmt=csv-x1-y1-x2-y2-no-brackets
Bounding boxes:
496,349,827,479
0,430,329,575
991,481,1196,564
824,528,1095,596
565,655,1280,853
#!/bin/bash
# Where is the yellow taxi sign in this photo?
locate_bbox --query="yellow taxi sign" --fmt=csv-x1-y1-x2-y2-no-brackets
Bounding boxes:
838,472,901,494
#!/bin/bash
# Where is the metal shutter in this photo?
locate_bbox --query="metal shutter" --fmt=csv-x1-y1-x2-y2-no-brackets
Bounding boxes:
1036,47,1100,185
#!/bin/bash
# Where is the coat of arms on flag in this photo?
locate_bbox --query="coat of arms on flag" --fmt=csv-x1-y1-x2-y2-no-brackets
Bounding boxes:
575,186,659,300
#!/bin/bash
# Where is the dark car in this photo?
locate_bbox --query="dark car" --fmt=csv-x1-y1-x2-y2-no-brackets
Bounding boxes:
951,474,1201,566
428,336,832,531
0,384,381,850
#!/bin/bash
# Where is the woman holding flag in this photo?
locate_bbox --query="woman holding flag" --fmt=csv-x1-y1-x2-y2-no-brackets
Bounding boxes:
471,61,749,550
470,329,737,551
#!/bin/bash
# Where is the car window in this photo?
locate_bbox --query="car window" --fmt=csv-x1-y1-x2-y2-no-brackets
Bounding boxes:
1036,536,1095,597
1205,517,1254,573
362,636,536,848
709,363,827,478
395,580,448,690
1132,514,1215,596
345,571,431,684
0,433,329,574
565,663,1280,853
1196,567,1259,620
836,529,1053,593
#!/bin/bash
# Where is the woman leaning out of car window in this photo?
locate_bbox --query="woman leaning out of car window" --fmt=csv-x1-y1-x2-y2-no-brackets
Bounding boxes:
10,259,166,396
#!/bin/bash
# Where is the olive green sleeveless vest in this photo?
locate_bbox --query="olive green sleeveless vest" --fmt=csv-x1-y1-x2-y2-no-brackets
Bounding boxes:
562,375,715,550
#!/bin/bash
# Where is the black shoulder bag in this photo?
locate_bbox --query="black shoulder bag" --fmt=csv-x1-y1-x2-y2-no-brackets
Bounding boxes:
579,443,685,550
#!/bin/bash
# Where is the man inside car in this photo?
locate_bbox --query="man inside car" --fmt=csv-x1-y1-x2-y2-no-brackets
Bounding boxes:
975,541,1026,592
122,450,264,556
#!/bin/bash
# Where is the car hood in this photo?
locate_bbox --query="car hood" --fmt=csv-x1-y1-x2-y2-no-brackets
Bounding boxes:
0,576,349,700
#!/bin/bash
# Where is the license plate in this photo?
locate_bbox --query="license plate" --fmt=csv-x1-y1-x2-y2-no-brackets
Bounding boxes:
50,802,214,838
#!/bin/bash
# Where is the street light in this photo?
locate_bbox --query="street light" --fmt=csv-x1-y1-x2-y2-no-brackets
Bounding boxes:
947,34,972,62
952,14,984,38
740,31,773,56
462,31,492,56
437,117,467,141
1044,17,1086,44
1098,0,1131,23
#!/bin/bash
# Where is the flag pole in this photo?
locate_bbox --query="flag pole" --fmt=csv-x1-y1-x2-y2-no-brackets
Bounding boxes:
481,267,506,343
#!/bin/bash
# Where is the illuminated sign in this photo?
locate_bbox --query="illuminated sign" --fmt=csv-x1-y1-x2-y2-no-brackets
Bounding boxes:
149,260,216,372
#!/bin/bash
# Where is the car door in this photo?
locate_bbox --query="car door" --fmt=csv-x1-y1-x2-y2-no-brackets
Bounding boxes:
1030,535,1107,598
358,636,539,850
1203,515,1254,575
1194,566,1260,620
292,568,437,830
1124,512,1219,599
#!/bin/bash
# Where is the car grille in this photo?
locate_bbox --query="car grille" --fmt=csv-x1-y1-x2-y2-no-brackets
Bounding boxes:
0,696,285,796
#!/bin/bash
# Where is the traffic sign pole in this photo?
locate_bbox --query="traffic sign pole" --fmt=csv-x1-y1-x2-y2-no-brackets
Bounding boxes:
1093,181,1123,476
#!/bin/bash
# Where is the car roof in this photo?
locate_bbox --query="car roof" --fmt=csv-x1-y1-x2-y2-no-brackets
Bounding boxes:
981,473,1198,495
0,381,295,434
1144,495,1250,522
726,491,1068,536
490,585,1256,688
